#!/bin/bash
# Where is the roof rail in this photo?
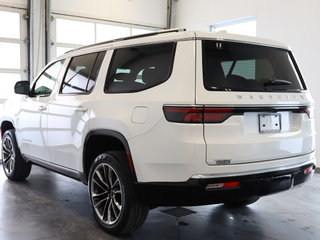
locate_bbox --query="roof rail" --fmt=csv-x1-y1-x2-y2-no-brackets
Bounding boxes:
116,28,186,42
67,28,186,53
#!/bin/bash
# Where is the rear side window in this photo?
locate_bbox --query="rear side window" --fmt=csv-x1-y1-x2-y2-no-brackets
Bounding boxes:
61,51,106,94
105,42,175,93
202,40,306,92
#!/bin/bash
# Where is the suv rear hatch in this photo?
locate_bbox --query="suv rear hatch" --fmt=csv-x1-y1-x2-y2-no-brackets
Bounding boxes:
197,40,314,166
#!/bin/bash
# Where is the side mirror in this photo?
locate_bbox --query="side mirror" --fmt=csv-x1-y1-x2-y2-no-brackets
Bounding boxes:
14,81,30,95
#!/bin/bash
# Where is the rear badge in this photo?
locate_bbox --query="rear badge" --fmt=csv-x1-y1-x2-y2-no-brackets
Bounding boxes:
215,160,231,165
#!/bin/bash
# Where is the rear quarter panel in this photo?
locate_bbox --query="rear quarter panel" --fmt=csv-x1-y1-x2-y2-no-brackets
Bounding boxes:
90,40,206,182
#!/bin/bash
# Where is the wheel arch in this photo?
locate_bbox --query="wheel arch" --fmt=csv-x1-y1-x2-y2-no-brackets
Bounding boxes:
0,120,15,138
83,129,137,184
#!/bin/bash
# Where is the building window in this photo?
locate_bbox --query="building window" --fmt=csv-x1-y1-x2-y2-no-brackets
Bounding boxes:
51,15,157,58
210,16,256,37
56,18,95,45
0,7,28,102
96,24,130,42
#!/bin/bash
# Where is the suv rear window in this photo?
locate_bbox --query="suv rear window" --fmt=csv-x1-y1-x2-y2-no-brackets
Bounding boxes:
105,42,175,93
202,40,306,92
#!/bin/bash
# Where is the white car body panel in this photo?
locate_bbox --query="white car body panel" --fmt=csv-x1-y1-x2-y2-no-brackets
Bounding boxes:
46,95,90,171
16,96,51,162
91,41,199,182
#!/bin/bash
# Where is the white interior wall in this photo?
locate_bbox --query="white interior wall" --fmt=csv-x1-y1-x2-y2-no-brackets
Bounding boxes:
51,0,167,28
173,0,320,165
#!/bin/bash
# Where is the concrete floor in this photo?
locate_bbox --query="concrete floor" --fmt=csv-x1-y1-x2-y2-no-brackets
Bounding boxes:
0,165,320,240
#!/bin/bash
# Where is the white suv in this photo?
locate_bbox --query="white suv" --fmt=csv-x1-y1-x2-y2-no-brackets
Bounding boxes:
0,29,315,235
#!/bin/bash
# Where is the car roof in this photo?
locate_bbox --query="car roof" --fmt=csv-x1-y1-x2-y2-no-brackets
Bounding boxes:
55,28,290,61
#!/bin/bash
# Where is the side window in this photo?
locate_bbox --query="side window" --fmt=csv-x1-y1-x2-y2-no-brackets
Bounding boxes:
105,42,175,93
31,60,64,96
61,51,106,94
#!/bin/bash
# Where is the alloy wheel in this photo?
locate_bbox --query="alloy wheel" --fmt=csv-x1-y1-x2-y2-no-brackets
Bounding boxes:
2,135,15,175
90,163,124,225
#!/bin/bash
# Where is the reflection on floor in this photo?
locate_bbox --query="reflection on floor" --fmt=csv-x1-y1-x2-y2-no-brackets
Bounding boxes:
0,165,320,240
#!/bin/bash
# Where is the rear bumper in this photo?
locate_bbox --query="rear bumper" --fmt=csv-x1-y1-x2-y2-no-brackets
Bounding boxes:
135,163,315,206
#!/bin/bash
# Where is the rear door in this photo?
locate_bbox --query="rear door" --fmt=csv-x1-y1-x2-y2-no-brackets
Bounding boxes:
196,39,315,166
46,51,106,171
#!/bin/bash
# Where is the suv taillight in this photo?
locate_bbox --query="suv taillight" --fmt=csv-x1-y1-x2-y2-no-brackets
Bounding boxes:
163,105,313,123
163,107,202,123
293,106,314,119
304,107,314,119
203,108,234,123
163,106,236,123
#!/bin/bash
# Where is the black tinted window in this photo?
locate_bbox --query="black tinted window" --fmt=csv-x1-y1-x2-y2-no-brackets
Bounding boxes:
203,40,305,92
105,42,175,93
61,51,106,94
32,60,64,96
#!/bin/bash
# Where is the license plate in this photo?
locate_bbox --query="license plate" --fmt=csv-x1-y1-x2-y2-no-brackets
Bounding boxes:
259,113,281,133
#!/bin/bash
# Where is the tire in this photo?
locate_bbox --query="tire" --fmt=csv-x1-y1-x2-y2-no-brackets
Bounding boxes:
1,129,32,181
88,151,149,235
224,196,260,208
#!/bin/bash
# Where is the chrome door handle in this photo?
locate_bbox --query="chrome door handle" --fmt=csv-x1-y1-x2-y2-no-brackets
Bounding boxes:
75,106,88,113
38,105,47,111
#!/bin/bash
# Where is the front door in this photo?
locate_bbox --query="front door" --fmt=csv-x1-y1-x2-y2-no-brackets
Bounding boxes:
16,60,65,162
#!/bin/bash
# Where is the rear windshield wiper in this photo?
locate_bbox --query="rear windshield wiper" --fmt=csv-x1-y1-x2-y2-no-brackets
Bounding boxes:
264,79,292,86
